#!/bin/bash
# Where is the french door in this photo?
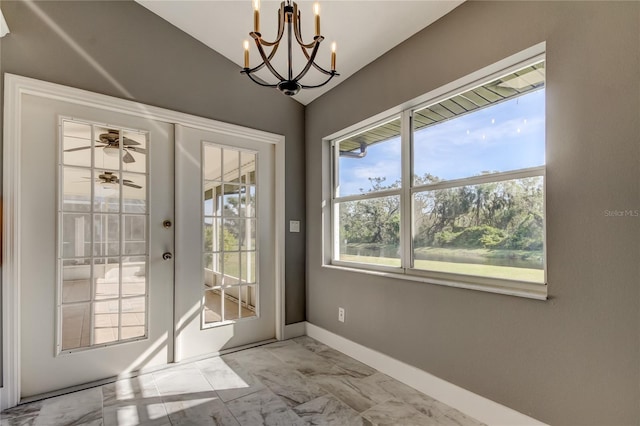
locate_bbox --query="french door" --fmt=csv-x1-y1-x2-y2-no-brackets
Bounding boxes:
174,125,276,361
19,94,174,397
12,80,278,401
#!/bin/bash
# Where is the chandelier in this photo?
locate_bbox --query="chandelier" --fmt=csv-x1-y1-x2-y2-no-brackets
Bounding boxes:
241,0,339,96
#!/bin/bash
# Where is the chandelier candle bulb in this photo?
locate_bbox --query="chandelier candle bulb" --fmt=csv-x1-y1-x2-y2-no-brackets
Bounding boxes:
314,3,320,36
253,0,260,33
331,42,336,71
243,40,250,68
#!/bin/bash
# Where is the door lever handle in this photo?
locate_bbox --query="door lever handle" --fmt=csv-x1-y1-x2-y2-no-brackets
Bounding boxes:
162,252,173,260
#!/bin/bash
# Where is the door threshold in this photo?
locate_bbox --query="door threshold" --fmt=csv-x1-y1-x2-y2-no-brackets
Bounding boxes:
176,338,278,365
17,338,278,406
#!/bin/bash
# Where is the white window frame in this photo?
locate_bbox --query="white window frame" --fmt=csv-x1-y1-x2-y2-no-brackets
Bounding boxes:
324,43,548,300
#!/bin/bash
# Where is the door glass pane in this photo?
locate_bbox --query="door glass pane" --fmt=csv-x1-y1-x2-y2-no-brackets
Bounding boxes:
94,300,119,344
204,252,223,288
241,152,256,184
239,219,256,250
222,218,240,252
62,121,92,167
122,256,146,297
203,145,222,181
240,252,256,284
122,173,146,213
123,215,146,255
122,131,147,174
61,213,91,258
223,287,241,321
240,285,257,319
248,219,257,250
203,218,214,252
61,259,91,303
58,120,149,352
223,253,240,285
62,167,92,212
61,304,91,350
94,258,120,300
204,188,216,216
121,297,146,339
204,289,223,324
203,144,259,326
204,253,222,288
94,171,120,213
94,127,121,171
94,214,119,257
222,184,240,216
223,149,240,182
242,186,256,217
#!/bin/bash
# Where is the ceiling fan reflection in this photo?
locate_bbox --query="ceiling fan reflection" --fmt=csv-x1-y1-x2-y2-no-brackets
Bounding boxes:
64,130,146,164
83,171,143,189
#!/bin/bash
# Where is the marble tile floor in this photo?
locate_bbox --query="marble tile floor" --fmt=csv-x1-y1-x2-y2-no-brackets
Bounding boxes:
0,337,486,426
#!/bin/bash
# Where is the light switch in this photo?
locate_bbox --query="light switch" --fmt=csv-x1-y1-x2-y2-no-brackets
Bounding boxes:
289,220,300,233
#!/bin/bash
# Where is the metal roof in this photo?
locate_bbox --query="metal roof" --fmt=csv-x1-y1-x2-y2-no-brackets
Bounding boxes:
339,62,545,153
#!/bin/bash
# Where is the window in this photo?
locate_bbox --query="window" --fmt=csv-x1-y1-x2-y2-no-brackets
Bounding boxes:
334,116,402,267
329,53,546,298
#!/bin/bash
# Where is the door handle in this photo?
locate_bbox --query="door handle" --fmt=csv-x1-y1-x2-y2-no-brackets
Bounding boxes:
162,252,173,260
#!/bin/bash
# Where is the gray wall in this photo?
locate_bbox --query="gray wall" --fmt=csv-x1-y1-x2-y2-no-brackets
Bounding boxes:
0,0,306,325
305,1,640,424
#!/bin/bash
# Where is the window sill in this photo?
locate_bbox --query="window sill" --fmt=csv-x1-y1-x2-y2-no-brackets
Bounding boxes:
323,262,548,301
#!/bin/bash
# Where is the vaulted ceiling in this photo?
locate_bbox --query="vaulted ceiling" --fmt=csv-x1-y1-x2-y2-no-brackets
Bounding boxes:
136,1,464,105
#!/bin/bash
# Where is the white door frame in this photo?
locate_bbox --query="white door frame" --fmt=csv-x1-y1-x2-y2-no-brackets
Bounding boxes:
1,73,286,410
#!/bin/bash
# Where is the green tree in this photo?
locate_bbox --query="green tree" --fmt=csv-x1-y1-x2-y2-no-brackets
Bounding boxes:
340,177,400,246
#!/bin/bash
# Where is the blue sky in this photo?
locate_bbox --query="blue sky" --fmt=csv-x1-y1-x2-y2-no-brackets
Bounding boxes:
338,90,545,195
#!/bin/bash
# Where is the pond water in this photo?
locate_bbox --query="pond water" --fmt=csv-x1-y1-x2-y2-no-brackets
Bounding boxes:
343,245,542,269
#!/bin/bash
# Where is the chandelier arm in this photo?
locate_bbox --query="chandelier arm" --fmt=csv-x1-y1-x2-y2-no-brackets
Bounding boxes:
243,71,278,88
300,71,339,89
255,40,287,82
293,40,322,82
291,3,318,49
245,36,282,74
310,61,335,76
256,2,287,47
297,43,334,76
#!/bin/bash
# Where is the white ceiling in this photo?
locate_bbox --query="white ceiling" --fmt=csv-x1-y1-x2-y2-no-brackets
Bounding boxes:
137,1,464,105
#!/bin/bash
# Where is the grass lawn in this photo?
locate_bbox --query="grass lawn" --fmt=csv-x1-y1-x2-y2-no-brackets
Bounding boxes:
414,246,543,264
339,254,544,283
205,253,242,280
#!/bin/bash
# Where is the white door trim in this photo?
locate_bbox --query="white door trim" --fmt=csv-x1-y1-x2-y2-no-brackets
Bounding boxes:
1,73,286,409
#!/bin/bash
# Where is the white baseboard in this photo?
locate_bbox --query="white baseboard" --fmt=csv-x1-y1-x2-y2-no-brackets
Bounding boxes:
305,322,547,426
283,322,307,340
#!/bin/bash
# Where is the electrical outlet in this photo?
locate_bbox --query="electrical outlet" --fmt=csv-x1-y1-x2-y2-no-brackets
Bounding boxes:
338,307,345,323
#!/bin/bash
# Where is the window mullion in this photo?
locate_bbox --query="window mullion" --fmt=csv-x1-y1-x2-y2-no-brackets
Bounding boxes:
334,187,402,203
411,166,545,193
400,109,413,271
